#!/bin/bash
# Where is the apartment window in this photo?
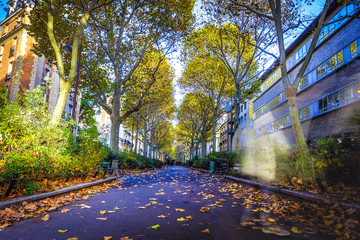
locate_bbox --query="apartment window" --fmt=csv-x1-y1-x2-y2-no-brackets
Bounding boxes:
318,83,357,114
5,62,13,81
244,103,247,110
316,50,343,80
244,113,247,121
295,44,307,62
354,82,360,96
271,116,290,132
298,75,309,90
241,105,243,113
9,38,17,57
299,106,310,120
350,41,358,58
0,45,4,64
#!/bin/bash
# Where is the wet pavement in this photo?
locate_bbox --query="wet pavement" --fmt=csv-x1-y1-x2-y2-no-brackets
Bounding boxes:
0,167,329,240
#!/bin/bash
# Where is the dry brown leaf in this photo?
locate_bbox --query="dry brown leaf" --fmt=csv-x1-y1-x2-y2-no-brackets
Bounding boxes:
41,214,50,221
61,209,71,213
201,228,211,234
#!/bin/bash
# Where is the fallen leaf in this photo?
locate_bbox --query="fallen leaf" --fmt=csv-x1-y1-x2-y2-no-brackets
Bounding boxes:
175,208,185,212
41,214,50,221
138,206,146,210
114,207,120,210
96,217,107,220
108,210,115,213
185,216,192,219
61,209,71,213
58,229,68,233
267,218,276,222
157,215,168,219
67,238,78,240
101,201,106,203
100,211,107,215
104,236,112,240
201,228,211,234
200,207,210,213
80,216,85,219
150,224,160,229
291,227,302,234
177,217,187,222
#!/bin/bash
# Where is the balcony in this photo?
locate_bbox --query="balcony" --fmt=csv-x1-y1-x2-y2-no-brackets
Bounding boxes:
5,73,11,81
9,46,15,57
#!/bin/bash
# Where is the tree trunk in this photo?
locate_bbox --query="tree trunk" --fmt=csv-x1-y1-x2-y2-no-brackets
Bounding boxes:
212,115,217,153
50,81,71,124
144,121,148,157
285,85,308,154
201,138,206,158
134,115,139,154
110,117,120,153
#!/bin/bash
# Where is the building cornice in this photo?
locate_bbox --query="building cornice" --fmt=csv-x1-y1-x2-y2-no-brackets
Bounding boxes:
0,8,25,26
0,25,24,42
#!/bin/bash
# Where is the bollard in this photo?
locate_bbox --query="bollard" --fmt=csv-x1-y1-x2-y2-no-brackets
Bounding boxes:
5,179,17,197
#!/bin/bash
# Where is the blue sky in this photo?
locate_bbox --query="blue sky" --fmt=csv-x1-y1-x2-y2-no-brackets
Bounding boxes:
0,0,7,23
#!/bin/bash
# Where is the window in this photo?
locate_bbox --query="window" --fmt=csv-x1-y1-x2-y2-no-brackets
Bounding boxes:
295,44,307,62
299,106,310,120
241,105,243,113
350,41,358,58
346,86,353,99
354,82,360,96
9,38,17,57
0,45,4,64
5,62,13,81
316,50,343,80
262,68,281,92
298,75,308,90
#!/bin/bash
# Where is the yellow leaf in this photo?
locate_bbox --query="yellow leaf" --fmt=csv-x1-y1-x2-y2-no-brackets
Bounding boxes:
104,236,112,240
291,227,302,234
177,217,187,222
200,207,210,213
185,216,192,219
267,218,276,222
61,209,71,213
67,238,78,240
114,207,120,210
101,201,106,203
151,201,158,205
41,214,50,221
175,208,185,212
166,206,170,209
80,216,85,219
201,228,211,234
58,229,68,233
100,211,107,215
151,224,160,229
157,215,167,218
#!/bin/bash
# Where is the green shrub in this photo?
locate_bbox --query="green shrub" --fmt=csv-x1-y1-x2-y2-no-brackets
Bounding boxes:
0,86,109,179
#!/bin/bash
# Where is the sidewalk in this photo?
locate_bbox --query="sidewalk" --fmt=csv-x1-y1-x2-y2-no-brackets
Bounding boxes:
195,168,360,209
0,177,117,210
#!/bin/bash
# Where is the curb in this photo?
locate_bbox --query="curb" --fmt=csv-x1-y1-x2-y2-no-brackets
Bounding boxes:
191,168,360,209
0,177,117,210
223,175,360,209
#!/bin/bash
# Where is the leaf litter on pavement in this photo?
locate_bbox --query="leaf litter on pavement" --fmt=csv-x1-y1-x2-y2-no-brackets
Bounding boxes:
1,168,359,240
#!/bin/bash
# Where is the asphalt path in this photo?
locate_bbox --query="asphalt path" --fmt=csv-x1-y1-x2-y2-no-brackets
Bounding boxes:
0,167,329,240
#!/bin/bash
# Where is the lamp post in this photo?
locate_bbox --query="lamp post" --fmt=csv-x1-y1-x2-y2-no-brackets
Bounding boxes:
224,104,233,152
153,144,157,159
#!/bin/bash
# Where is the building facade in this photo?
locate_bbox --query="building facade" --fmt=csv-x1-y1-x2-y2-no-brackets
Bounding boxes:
0,0,78,119
237,2,360,150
